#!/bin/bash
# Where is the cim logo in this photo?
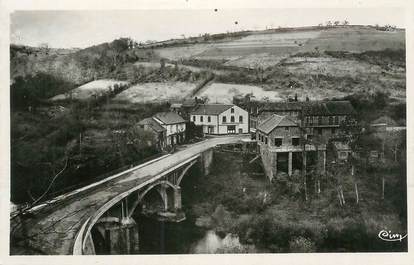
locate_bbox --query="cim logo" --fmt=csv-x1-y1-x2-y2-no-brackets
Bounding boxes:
378,230,407,242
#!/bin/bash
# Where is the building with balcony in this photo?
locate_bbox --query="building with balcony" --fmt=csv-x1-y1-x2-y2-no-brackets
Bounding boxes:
256,114,326,181
189,104,249,135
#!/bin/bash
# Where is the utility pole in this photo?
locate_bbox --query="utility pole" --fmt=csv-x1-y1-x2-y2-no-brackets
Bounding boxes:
300,106,308,201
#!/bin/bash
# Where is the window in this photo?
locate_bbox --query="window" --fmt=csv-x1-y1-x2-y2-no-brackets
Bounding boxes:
309,117,313,125
239,115,243,123
227,125,236,134
231,108,234,113
318,128,322,135
307,135,313,141
318,116,322,125
285,126,289,131
329,116,333,125
222,116,227,123
292,137,300,146
339,152,348,159
176,124,178,131
208,116,211,122
334,116,339,125
331,128,336,134
275,138,282,147
265,137,268,144
231,116,235,122
192,116,196,122
200,116,204,122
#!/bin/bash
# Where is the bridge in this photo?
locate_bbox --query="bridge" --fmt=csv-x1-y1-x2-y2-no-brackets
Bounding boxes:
10,135,250,255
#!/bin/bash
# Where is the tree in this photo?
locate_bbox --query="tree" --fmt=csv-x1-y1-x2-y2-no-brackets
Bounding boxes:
334,21,341,26
289,236,316,252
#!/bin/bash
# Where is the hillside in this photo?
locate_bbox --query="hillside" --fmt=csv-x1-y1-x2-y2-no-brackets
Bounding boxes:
10,25,406,204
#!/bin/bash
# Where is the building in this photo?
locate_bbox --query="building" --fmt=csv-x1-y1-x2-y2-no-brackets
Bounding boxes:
302,101,355,143
256,114,326,180
190,104,249,135
246,100,355,142
370,115,406,133
137,117,167,150
330,141,352,162
170,97,203,121
153,112,186,146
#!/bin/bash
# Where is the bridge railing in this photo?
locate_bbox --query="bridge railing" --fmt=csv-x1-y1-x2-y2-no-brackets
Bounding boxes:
44,152,166,202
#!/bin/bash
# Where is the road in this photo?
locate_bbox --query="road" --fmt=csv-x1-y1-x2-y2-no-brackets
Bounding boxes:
10,135,248,255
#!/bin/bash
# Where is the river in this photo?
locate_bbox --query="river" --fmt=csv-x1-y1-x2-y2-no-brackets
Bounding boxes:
132,214,253,254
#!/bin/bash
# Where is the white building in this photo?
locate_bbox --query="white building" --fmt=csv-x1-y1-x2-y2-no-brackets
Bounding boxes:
153,112,186,146
190,104,249,134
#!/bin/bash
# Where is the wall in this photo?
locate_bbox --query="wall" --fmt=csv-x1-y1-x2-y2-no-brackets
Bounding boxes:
218,105,249,134
191,114,219,134
164,123,186,137
257,126,301,150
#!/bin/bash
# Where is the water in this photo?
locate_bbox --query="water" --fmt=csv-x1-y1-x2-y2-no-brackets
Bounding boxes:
134,214,253,254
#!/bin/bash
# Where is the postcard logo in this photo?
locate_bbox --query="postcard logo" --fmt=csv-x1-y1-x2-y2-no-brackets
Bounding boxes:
378,230,407,242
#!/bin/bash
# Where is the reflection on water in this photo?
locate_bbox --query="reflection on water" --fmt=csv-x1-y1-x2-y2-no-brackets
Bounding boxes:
191,230,249,254
135,214,255,254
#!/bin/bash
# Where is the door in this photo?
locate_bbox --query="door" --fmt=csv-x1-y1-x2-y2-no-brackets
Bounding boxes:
227,125,236,134
238,128,243,134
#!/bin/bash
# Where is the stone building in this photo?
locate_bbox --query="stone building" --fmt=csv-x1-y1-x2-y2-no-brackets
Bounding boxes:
256,114,326,181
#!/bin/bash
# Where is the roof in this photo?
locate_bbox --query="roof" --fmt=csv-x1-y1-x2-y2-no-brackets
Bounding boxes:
190,104,234,115
259,100,354,116
257,114,298,134
303,101,355,116
170,103,182,108
371,115,397,126
182,98,198,107
153,112,186,124
138,117,166,133
261,102,303,112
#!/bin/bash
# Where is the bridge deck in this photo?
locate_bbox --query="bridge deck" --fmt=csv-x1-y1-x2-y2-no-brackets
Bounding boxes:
10,135,248,255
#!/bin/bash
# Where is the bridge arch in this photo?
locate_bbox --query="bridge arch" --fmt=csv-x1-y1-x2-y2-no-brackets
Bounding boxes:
73,153,211,255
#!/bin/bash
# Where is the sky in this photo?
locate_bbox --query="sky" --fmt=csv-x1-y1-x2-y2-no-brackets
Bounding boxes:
10,8,406,49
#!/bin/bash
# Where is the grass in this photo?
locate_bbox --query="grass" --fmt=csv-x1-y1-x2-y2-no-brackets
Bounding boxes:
51,79,129,100
114,82,196,103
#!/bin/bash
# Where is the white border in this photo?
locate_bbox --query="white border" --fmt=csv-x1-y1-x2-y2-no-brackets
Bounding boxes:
1,0,413,264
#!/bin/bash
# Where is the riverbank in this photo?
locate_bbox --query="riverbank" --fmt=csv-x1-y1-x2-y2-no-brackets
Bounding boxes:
183,150,407,253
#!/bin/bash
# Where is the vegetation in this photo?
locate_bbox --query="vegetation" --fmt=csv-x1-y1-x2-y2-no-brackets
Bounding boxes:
187,146,406,253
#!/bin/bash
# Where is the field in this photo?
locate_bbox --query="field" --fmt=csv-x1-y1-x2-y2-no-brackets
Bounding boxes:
114,82,196,103
150,26,405,103
51,79,129,100
196,83,283,103
154,27,405,68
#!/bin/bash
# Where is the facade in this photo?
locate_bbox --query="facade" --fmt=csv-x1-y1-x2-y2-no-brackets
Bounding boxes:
256,114,326,181
302,101,355,143
137,117,167,150
244,100,355,139
189,104,249,135
153,112,186,146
